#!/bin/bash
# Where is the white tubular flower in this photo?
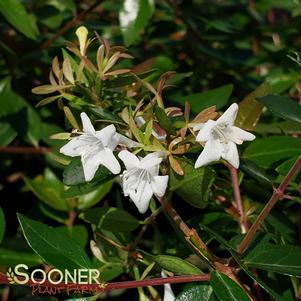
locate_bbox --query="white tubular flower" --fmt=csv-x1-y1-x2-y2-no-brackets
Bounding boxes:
161,271,175,301
60,112,121,181
118,150,168,214
193,103,255,169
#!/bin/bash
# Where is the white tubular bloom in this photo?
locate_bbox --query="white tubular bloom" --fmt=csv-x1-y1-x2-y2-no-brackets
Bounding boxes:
193,103,255,169
161,271,175,301
60,112,122,181
118,150,168,214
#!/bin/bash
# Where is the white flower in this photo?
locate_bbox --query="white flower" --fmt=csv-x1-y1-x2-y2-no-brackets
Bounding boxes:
60,112,122,181
193,103,255,169
118,150,168,214
161,271,175,301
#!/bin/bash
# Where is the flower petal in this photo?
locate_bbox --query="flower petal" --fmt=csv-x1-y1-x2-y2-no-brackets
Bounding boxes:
194,139,223,168
222,141,239,168
161,271,175,301
99,148,121,174
195,120,216,142
60,136,93,157
115,133,140,148
129,180,153,214
230,126,255,144
140,151,165,170
151,175,168,197
81,152,102,181
217,103,238,127
118,150,140,169
95,124,116,146
191,122,204,131
81,112,95,135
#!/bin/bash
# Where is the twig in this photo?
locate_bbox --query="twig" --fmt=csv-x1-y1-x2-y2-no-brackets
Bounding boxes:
96,232,129,251
0,271,210,291
228,165,248,233
41,0,103,50
238,155,301,254
130,207,163,250
0,146,50,155
157,196,216,264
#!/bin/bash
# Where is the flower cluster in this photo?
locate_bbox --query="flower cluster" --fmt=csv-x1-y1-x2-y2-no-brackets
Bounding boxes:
60,103,255,214
60,113,168,214
34,26,256,215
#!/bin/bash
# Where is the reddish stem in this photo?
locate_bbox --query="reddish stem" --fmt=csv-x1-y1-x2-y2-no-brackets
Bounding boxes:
228,165,248,233
238,155,301,254
41,0,103,50
0,272,210,292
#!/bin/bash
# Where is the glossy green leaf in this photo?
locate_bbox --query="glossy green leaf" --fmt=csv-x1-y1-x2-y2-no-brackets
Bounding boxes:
235,82,270,130
17,214,92,270
23,169,68,211
77,181,113,210
258,95,301,124
80,207,140,232
0,0,39,39
0,77,41,146
243,136,301,168
276,156,299,176
174,84,233,114
63,157,115,186
56,225,88,248
154,106,176,135
0,208,5,244
169,158,215,208
0,122,17,146
119,0,155,46
145,254,203,275
200,224,283,301
243,244,301,277
0,247,42,267
240,159,273,188
176,284,216,301
211,271,251,301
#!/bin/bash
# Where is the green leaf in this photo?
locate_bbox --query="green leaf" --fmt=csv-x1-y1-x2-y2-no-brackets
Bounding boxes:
0,77,41,146
56,225,88,248
211,271,251,301
154,106,176,135
144,253,203,275
0,248,42,267
77,181,113,210
276,157,299,176
176,284,216,301
173,84,233,114
235,82,270,130
23,169,68,211
240,159,273,188
80,207,140,232
119,0,155,46
243,244,301,277
17,214,92,270
169,158,215,208
63,157,114,186
243,136,301,168
0,208,5,244
0,0,39,39
199,224,284,301
258,95,301,124
0,122,17,146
